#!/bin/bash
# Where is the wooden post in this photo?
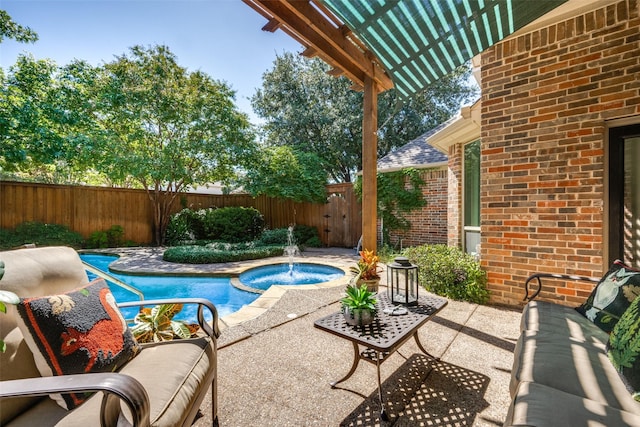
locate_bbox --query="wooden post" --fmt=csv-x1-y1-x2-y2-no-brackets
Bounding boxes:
362,75,378,252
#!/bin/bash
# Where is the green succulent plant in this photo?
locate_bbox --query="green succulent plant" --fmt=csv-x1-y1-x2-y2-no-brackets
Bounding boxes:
341,283,377,311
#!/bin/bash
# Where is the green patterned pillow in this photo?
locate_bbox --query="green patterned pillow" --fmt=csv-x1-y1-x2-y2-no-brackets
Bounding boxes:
576,260,640,332
607,295,640,401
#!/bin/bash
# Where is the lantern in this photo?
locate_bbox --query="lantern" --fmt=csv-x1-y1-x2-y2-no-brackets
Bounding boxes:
387,257,419,305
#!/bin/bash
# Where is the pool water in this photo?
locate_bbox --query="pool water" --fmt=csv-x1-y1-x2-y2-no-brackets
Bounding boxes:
239,263,345,291
80,254,259,323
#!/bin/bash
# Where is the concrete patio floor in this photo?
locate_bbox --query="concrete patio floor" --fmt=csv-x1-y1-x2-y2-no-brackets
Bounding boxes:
104,247,521,426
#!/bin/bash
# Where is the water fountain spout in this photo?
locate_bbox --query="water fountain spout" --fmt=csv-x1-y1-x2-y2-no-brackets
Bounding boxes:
283,225,300,274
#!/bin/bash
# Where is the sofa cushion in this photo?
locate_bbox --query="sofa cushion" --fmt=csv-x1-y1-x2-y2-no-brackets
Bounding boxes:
15,278,139,409
521,300,608,344
3,337,215,427
505,381,640,426
511,329,640,414
576,260,640,333
607,294,640,402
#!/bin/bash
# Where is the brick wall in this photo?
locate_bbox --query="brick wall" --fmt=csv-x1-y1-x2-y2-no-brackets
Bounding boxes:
378,168,448,248
480,0,640,306
447,144,463,249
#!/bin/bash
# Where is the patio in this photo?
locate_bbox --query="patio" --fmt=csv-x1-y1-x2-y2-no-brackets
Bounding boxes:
161,248,523,426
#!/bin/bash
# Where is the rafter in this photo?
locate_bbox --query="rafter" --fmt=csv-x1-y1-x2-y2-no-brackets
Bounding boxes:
242,0,393,92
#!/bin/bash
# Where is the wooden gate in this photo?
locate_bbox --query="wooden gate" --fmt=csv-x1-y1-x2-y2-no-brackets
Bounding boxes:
323,184,361,248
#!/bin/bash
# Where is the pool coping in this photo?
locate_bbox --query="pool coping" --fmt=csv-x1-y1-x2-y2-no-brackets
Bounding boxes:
79,247,356,330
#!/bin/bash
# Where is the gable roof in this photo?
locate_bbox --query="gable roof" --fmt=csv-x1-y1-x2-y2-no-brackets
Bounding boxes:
377,118,453,172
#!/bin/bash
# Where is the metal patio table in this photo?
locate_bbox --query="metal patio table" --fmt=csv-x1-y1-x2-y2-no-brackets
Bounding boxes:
314,292,448,421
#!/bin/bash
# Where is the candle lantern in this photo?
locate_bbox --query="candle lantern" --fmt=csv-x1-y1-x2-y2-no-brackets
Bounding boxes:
387,256,419,305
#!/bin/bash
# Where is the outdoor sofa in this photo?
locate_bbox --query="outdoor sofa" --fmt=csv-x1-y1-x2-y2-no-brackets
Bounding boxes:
0,246,220,427
504,263,640,426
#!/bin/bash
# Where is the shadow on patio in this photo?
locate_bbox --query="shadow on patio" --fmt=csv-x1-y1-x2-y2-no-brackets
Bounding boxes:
194,285,521,426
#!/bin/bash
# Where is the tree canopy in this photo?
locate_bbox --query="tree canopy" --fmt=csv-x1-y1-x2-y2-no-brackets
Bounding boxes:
0,10,38,44
0,55,98,182
1,44,257,245
92,45,257,244
252,52,478,183
242,145,327,203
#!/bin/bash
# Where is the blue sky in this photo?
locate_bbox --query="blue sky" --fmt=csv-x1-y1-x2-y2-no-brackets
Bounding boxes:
0,0,304,124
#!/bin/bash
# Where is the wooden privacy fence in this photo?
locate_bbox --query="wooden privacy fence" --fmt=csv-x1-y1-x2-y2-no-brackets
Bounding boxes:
0,181,361,248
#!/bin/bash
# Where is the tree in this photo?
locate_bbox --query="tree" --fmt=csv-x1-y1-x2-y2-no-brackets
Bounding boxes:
0,10,38,44
0,55,101,182
91,45,257,245
242,145,327,203
252,53,477,182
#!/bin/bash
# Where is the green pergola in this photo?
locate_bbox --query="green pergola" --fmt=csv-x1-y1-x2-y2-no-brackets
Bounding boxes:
243,0,567,251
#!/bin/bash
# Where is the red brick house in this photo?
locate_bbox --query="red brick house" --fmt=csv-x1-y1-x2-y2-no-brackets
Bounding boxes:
376,124,451,249
431,0,640,307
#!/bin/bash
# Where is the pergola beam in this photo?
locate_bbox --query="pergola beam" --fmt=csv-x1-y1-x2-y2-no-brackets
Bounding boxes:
243,0,389,252
242,0,393,91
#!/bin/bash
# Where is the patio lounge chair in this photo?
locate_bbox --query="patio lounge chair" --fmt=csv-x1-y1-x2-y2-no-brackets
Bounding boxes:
0,246,220,427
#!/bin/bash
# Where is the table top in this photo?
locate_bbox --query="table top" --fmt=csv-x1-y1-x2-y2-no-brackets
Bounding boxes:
314,292,448,352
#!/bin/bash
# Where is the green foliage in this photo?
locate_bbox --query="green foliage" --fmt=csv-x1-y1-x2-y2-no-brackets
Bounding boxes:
257,228,290,245
85,225,125,249
402,244,489,304
84,44,257,245
1,55,101,180
252,53,477,182
130,304,198,343
0,11,38,44
608,298,640,371
163,244,283,264
242,146,327,203
0,222,84,249
256,225,322,248
165,208,208,245
354,168,427,244
202,207,264,243
0,289,19,352
341,284,377,311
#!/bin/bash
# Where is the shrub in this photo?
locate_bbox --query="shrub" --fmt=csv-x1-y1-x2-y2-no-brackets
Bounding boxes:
257,228,290,246
402,244,489,304
85,225,126,249
2,222,84,249
163,244,283,263
256,225,322,247
293,225,322,247
166,208,209,245
202,207,264,243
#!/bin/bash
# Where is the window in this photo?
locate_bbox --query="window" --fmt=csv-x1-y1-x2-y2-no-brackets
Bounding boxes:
609,124,640,266
464,139,481,257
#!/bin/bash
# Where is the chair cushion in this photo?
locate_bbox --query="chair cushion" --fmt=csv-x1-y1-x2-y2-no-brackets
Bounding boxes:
607,294,640,402
3,337,215,427
576,260,640,333
15,278,139,409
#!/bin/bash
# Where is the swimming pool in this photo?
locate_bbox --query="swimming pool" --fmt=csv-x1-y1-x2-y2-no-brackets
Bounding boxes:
80,254,259,322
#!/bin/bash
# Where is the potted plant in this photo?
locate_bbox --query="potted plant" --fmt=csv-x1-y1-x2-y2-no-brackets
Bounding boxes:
350,249,382,292
341,283,378,327
130,303,200,343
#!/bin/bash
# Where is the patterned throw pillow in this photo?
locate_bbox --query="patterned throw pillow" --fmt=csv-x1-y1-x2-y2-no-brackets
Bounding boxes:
15,278,139,409
607,295,640,401
576,260,640,333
